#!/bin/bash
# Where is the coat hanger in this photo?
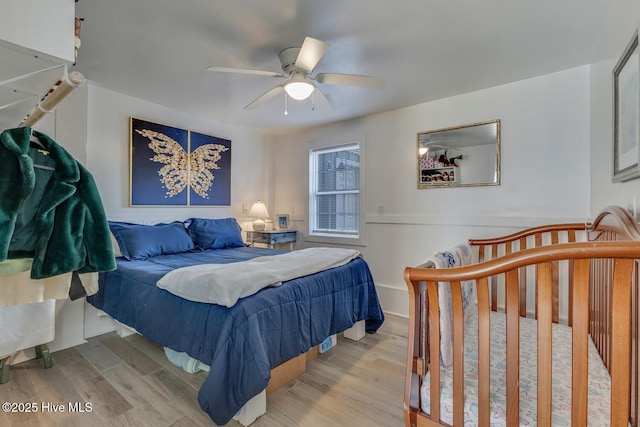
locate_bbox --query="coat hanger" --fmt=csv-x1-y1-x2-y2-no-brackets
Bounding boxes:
28,130,54,171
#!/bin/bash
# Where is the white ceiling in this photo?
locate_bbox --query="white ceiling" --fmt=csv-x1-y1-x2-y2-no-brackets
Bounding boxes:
72,0,611,135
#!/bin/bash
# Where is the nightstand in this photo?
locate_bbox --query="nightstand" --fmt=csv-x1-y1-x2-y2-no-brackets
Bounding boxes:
246,230,297,250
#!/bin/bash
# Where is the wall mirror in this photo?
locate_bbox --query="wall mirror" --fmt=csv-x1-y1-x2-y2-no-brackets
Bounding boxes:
417,119,501,188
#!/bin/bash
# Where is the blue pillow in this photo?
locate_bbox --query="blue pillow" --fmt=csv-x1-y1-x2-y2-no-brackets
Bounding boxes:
109,221,194,260
186,218,244,249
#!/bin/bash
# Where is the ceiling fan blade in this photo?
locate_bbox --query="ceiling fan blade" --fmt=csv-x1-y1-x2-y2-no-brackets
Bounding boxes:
244,85,284,110
315,73,386,89
312,88,335,111
294,37,329,73
207,66,284,78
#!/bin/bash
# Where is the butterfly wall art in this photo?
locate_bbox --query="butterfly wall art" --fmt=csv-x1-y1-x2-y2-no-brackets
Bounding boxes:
130,117,231,206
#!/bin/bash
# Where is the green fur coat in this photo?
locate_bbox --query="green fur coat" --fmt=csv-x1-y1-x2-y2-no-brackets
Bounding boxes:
0,127,115,279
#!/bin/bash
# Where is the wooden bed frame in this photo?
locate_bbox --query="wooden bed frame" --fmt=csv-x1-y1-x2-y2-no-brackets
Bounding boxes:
404,206,640,426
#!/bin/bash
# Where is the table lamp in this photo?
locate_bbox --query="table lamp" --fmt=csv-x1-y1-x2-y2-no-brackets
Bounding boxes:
249,201,269,231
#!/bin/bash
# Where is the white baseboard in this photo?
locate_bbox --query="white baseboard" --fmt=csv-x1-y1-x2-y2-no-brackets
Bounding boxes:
376,283,408,318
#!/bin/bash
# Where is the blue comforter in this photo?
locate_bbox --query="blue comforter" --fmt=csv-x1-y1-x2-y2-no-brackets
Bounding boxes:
87,246,384,425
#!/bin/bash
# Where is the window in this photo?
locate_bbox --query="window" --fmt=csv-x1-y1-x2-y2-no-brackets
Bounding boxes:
309,143,360,238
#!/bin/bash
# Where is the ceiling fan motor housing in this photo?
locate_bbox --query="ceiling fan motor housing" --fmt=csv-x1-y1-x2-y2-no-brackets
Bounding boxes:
279,47,303,75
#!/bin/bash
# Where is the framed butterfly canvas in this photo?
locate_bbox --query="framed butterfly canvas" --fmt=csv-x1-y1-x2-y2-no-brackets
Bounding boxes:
130,117,231,206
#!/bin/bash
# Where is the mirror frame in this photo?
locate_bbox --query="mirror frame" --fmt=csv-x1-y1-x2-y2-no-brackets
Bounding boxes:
416,119,501,189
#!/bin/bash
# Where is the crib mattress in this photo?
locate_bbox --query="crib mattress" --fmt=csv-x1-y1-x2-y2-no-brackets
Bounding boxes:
421,311,611,426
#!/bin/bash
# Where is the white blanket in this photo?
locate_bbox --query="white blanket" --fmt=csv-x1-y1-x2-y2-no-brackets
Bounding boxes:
156,247,361,307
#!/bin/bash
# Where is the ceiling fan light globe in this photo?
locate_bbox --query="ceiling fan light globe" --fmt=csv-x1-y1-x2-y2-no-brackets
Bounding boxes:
284,80,315,100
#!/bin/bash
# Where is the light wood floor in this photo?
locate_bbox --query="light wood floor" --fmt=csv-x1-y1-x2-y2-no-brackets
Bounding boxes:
0,314,407,427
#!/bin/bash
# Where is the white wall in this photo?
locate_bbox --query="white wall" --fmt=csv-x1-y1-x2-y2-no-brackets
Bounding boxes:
86,84,268,223
589,1,640,216
271,66,591,317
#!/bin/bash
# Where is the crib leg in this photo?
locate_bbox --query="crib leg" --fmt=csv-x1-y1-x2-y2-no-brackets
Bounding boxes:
0,356,10,384
35,344,52,369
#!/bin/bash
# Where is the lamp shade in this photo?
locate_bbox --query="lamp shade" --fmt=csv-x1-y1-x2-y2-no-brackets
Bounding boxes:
249,201,269,231
284,79,315,100
249,201,269,218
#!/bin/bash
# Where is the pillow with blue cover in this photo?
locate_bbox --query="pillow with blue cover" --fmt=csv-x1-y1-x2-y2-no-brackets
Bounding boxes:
186,217,245,249
108,221,195,260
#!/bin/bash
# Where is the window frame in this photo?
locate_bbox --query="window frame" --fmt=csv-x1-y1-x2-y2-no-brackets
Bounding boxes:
308,141,366,246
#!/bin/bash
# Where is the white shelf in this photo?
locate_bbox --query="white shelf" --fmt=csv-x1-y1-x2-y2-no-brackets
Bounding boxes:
0,1,75,65
0,0,75,130
0,42,70,130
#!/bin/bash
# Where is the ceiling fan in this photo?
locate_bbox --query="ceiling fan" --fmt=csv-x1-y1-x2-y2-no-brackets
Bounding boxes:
207,36,385,111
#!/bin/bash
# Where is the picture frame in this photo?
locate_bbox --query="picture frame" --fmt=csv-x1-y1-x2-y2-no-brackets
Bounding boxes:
612,27,640,182
276,214,289,230
130,117,232,206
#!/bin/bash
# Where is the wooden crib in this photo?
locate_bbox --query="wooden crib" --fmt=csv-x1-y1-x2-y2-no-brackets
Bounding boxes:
404,206,640,426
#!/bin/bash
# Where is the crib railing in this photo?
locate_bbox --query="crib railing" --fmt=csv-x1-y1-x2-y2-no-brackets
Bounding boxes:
404,241,640,427
587,206,640,426
470,222,589,323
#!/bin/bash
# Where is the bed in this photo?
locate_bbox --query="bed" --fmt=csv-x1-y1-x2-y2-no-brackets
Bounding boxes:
403,206,640,426
86,218,384,425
